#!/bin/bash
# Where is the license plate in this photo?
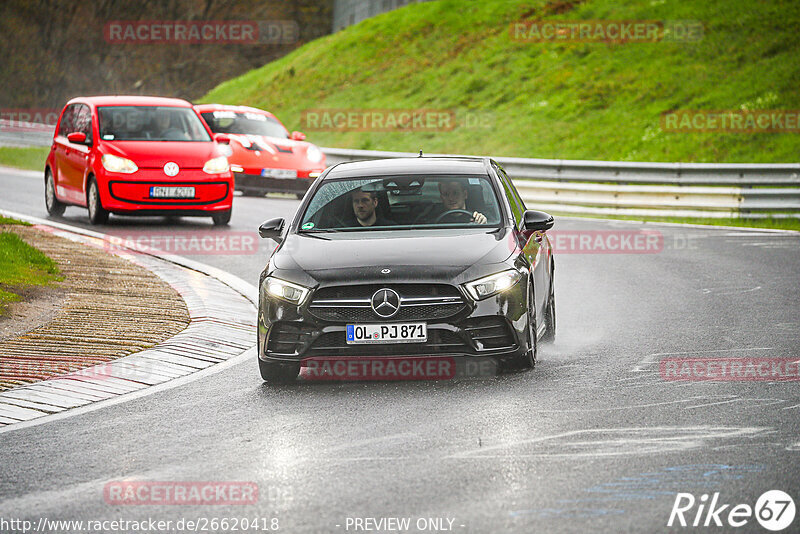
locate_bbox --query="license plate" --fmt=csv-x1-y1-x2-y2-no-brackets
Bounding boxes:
346,323,427,344
261,168,298,179
149,186,195,198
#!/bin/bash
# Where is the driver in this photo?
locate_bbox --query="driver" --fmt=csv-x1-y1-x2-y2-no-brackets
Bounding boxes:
351,188,394,227
153,112,186,140
435,179,487,224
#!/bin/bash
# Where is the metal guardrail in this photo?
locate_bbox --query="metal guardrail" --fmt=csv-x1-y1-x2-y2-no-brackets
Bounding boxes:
0,121,54,148
3,124,797,218
321,147,800,219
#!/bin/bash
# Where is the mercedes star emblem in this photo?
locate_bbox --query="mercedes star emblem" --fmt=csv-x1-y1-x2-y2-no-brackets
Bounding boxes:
371,288,400,318
381,268,391,274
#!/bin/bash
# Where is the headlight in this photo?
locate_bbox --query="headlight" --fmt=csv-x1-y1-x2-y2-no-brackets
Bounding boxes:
306,144,323,163
203,156,229,174
263,276,311,305
101,154,137,174
464,269,521,301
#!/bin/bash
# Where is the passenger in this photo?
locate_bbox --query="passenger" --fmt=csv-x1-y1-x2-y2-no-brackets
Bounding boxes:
350,189,394,227
125,111,146,139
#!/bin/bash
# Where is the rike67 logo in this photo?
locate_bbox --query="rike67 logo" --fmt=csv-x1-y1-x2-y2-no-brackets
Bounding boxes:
668,490,795,531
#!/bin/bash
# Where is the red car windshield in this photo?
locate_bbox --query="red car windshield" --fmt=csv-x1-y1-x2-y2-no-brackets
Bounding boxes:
201,111,289,138
97,106,211,142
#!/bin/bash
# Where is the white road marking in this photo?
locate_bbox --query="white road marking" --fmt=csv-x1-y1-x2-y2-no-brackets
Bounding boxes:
447,427,768,459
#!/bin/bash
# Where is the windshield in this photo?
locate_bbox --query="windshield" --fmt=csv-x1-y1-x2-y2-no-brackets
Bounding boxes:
200,111,289,138
97,106,211,142
299,175,503,231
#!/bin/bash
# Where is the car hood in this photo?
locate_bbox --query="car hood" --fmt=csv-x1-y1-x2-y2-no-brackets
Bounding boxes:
101,141,221,169
227,135,322,169
272,227,515,285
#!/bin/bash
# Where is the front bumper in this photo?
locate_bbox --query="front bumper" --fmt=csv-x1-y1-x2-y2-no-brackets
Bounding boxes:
100,170,233,213
234,172,317,194
257,282,530,366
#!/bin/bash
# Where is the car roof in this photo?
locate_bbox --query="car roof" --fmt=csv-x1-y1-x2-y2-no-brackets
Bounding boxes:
324,157,493,178
193,103,277,119
69,96,194,107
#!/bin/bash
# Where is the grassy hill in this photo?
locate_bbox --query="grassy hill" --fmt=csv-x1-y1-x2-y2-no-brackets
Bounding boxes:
202,0,800,163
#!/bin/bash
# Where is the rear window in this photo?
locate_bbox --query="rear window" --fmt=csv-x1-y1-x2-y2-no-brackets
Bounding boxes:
97,106,211,142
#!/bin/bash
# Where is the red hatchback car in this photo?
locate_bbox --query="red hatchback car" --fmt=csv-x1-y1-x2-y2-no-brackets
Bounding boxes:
45,96,234,225
195,104,325,199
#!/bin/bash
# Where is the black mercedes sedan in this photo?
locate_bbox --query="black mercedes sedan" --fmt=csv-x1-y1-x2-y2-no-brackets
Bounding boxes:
256,156,556,383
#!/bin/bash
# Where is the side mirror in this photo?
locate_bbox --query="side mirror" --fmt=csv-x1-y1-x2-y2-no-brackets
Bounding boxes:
213,133,230,144
259,217,285,242
67,132,87,144
523,210,554,232
290,131,306,141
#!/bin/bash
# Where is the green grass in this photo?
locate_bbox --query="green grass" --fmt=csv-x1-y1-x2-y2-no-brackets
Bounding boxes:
0,216,30,226
202,0,800,163
553,212,800,231
0,147,48,171
0,230,62,315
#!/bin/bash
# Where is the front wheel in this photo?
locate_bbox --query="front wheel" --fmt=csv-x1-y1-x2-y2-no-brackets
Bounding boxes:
502,283,537,372
212,210,232,226
44,169,66,216
87,177,109,225
259,358,300,384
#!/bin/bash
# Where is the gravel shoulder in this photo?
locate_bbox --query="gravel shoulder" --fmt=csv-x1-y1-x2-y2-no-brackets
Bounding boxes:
0,225,190,390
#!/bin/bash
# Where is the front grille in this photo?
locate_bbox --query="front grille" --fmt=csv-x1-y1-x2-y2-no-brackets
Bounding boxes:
309,284,467,322
266,322,315,356
306,329,467,357
463,317,516,350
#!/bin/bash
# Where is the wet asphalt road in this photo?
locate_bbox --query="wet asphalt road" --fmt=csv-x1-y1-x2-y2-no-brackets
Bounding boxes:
0,167,799,533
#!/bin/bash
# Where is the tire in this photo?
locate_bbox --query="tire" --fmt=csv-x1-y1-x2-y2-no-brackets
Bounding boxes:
44,169,66,216
259,358,300,384
541,264,556,343
212,210,232,226
502,282,537,372
87,177,109,225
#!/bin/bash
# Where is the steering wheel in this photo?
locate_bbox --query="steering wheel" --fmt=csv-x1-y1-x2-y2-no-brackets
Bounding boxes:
435,209,474,223
162,128,187,140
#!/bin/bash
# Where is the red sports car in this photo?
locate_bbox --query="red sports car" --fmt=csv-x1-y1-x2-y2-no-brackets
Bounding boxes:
45,96,234,225
195,104,326,198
